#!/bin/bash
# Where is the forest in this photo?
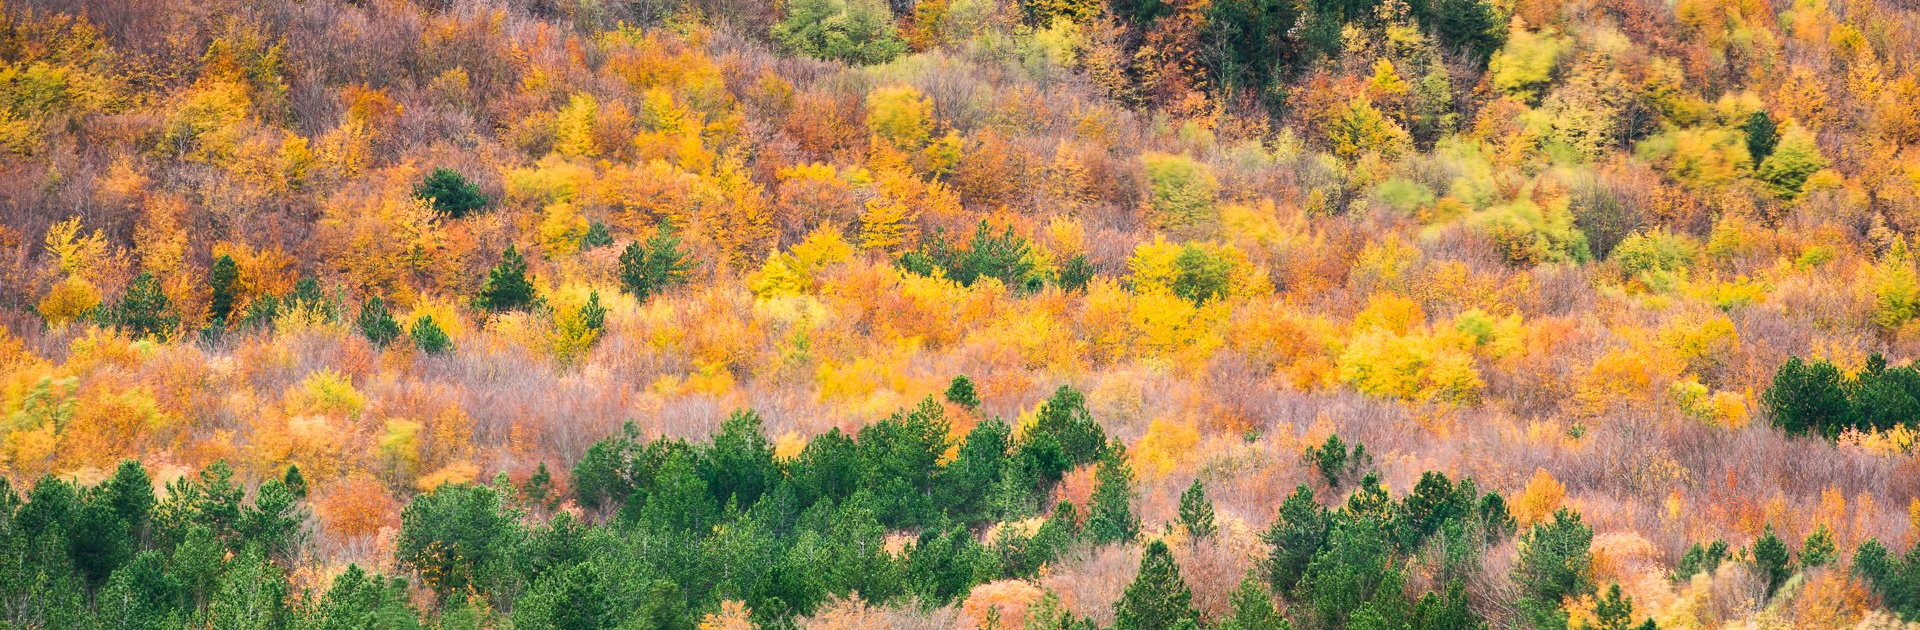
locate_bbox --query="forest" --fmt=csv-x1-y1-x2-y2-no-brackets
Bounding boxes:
0,0,1917,626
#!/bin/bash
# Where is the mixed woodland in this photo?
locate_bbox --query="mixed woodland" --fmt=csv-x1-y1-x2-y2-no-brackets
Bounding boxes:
0,0,1919,626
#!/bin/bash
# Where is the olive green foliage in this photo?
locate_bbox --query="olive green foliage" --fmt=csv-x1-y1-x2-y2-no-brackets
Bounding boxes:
1142,153,1220,236
773,0,906,65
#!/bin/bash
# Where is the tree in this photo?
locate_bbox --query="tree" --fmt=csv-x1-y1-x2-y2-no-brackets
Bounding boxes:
1218,571,1287,630
307,565,421,630
414,168,488,218
357,296,401,348
101,272,179,341
1801,524,1836,568
1422,0,1506,65
395,483,523,596
1751,526,1792,598
618,225,695,300
239,479,306,564
207,550,289,630
1057,254,1095,293
410,315,451,353
208,254,239,325
1113,540,1197,630
1305,434,1367,487
96,551,184,630
1141,153,1219,236
699,410,782,509
942,416,1010,523
1178,479,1216,539
1172,246,1232,304
772,0,906,65
475,245,538,312
1087,449,1139,545
1264,485,1330,592
1742,110,1778,165
1296,519,1396,629
1762,357,1852,438
1027,386,1109,472
514,564,617,630
944,375,981,410
1755,122,1828,199
580,221,613,250
1593,584,1646,630
1852,539,1920,620
1514,508,1593,627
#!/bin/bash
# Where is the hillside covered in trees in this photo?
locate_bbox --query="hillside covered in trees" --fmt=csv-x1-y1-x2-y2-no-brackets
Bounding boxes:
0,0,1919,626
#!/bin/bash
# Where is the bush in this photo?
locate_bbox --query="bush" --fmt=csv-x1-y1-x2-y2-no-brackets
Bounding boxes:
773,0,907,66
414,168,488,218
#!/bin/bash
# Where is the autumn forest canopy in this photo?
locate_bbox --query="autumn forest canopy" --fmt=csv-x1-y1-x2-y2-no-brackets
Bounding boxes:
0,0,1918,627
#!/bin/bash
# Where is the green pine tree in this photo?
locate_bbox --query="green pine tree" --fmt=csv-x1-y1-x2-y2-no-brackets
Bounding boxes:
1087,448,1139,545
1178,478,1216,539
618,223,696,300
356,296,401,348
1752,526,1792,598
1113,539,1197,630
414,167,488,218
1219,571,1288,630
208,254,239,325
102,272,180,341
1801,524,1836,568
945,374,981,409
410,315,451,353
475,245,538,312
